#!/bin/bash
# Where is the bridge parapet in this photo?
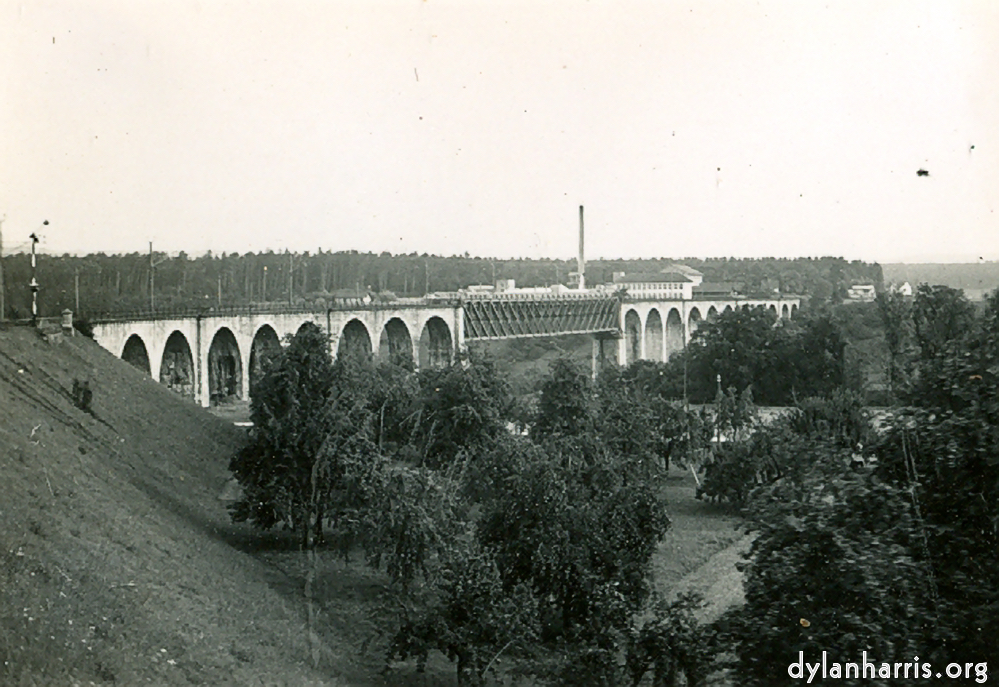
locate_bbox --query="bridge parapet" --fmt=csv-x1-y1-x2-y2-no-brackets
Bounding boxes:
88,298,464,324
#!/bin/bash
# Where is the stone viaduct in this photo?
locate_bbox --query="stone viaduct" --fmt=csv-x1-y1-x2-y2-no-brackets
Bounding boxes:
91,293,798,407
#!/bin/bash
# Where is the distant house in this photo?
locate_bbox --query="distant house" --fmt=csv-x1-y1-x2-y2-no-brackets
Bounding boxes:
847,284,877,302
888,281,913,297
602,263,703,300
608,271,694,299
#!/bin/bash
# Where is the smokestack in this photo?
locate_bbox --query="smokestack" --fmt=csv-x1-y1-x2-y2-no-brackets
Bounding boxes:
578,205,585,290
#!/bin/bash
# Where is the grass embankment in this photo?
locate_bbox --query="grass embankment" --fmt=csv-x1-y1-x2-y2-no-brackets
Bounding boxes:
654,469,746,618
0,326,346,685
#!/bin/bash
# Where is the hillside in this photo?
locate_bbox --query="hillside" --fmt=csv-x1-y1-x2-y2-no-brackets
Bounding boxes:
0,326,344,685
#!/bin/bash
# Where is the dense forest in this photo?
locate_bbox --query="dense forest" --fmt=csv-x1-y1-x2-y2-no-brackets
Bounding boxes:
0,249,883,319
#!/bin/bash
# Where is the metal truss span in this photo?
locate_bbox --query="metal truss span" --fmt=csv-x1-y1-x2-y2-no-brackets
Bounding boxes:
463,295,620,340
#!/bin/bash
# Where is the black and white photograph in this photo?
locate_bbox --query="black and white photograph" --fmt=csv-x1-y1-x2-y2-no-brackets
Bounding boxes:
1,1,997,684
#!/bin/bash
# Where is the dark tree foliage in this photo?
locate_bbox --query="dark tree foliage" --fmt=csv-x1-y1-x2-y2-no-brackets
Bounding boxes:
873,289,999,664
361,466,467,590
699,391,870,505
875,290,912,403
910,284,977,363
367,362,420,452
389,546,539,687
627,593,716,687
728,290,999,683
610,358,686,401
532,355,595,440
596,363,708,476
476,428,671,642
683,306,847,405
411,352,512,468
904,284,980,409
732,473,930,686
716,390,930,685
686,307,776,403
229,323,380,548
229,323,336,543
226,334,720,681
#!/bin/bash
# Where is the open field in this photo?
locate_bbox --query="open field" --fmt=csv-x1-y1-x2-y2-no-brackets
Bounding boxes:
0,326,745,685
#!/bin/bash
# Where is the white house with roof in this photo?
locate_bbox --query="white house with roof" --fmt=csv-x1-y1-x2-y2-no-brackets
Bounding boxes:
603,263,703,300
847,284,877,302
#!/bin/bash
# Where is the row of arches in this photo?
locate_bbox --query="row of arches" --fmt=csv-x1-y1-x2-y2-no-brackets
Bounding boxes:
622,302,797,364
119,316,454,405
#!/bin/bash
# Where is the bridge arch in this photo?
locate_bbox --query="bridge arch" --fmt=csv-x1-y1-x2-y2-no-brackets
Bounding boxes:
338,319,373,363
768,304,778,316
791,304,798,317
159,331,194,397
419,316,453,369
688,307,702,338
249,324,282,397
707,305,718,320
624,309,642,364
121,334,151,376
644,309,663,362
665,308,684,360
781,304,789,319
379,318,414,369
208,327,242,404
723,305,733,314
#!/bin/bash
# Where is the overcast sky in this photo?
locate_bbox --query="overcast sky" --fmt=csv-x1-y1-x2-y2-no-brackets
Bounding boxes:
3,1,998,262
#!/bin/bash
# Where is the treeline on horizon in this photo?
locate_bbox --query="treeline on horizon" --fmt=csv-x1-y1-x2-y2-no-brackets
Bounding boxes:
883,261,999,295
0,249,883,319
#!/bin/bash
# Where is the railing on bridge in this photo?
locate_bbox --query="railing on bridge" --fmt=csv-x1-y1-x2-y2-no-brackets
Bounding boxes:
86,298,464,324
463,294,620,340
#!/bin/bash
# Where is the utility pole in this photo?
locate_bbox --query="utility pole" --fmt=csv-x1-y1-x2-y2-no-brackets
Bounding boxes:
74,268,80,313
148,242,168,311
217,274,222,306
262,265,268,302
577,204,585,290
29,226,45,324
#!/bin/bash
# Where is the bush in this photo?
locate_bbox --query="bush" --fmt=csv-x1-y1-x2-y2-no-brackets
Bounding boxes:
71,378,93,413
72,315,94,339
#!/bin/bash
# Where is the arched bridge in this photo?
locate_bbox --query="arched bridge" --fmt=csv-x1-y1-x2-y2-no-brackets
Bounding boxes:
91,292,797,406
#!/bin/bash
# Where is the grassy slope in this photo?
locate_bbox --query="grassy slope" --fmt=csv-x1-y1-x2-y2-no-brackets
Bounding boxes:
653,468,743,602
0,327,350,686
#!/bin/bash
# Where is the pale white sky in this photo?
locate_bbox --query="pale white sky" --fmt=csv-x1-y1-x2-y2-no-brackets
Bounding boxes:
2,1,998,262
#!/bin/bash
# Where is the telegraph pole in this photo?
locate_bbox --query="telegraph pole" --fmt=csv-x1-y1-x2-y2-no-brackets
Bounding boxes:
148,242,168,311
29,226,45,324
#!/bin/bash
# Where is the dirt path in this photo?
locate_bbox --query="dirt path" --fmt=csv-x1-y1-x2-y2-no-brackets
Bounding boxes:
666,533,753,623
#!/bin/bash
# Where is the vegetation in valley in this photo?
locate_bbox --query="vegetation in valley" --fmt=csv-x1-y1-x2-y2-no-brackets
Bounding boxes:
228,284,999,684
